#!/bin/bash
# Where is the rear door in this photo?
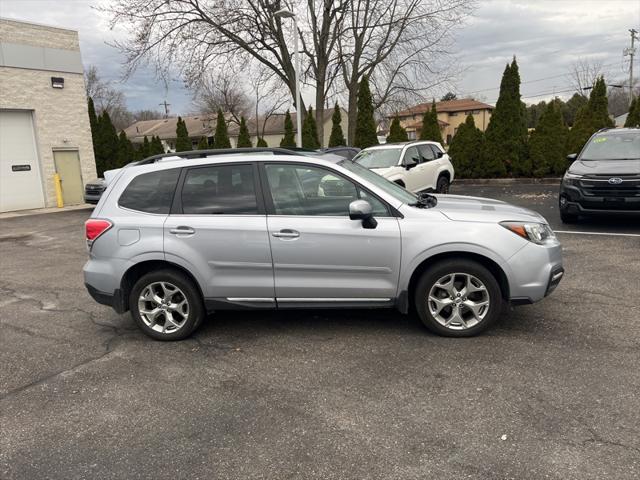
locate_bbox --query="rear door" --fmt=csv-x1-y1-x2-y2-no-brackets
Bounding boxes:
163,162,275,307
261,162,401,306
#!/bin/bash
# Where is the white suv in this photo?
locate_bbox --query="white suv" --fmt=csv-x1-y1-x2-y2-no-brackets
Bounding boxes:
353,141,454,193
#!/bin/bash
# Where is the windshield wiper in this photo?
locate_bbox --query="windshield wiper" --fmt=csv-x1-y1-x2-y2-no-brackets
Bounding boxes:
409,192,438,209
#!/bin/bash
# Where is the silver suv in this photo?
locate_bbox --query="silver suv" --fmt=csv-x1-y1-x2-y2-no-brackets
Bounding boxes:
84,150,564,340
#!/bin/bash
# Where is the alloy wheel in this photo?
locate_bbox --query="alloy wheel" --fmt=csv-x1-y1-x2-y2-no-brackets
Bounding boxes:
138,281,189,334
427,273,490,330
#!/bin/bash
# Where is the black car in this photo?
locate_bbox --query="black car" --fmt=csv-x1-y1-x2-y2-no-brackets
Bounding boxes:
84,178,107,204
559,128,640,223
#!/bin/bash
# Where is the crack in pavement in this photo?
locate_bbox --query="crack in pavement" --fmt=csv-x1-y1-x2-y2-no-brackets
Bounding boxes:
0,282,139,400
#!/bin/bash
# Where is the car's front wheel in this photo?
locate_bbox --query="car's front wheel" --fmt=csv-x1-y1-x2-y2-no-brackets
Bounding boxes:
129,269,205,341
415,260,502,336
560,209,579,223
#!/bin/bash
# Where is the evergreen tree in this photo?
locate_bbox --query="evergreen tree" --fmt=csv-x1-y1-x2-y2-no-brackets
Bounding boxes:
624,97,640,127
175,116,191,152
419,101,443,143
448,115,484,178
237,117,252,147
151,136,165,155
561,93,587,127
213,109,231,149
480,58,528,177
441,92,457,101
386,117,409,143
141,135,151,159
529,101,569,177
353,75,379,148
116,131,135,168
302,106,321,149
328,103,347,147
280,110,296,147
566,76,615,154
197,136,209,150
257,137,268,147
95,111,119,176
87,97,99,155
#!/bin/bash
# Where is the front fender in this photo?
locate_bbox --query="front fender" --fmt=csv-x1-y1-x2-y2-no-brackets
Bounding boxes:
398,241,517,295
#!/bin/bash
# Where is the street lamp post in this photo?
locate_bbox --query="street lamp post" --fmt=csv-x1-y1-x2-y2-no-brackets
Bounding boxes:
275,8,303,148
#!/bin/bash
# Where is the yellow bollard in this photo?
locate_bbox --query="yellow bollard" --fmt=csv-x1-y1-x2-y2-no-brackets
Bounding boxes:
53,173,64,208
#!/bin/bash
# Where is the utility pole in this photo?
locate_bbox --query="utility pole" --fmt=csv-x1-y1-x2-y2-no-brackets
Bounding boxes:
625,29,637,106
159,100,171,118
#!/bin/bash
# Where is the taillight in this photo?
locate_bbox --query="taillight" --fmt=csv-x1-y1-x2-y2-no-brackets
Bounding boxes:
85,219,112,247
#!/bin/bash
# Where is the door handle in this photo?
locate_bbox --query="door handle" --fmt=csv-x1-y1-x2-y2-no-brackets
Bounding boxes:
169,226,195,235
272,229,300,239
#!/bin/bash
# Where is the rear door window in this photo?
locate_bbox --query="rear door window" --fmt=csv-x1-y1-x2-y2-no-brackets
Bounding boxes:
418,144,436,161
180,164,258,215
118,169,180,214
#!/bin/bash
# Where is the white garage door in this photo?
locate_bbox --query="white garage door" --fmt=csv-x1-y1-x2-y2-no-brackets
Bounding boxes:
0,110,45,212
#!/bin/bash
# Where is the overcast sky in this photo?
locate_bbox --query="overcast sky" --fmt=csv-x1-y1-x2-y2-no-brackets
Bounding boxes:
1,0,638,114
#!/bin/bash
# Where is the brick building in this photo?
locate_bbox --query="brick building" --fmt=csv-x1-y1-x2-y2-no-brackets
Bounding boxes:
0,18,96,212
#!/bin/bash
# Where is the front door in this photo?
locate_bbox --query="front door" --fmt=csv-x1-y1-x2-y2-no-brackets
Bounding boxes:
53,150,84,205
402,146,428,192
262,163,401,306
164,163,274,306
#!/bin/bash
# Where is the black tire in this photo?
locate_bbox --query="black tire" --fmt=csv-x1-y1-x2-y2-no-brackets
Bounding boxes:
415,259,502,337
436,175,450,193
560,209,579,223
129,269,205,341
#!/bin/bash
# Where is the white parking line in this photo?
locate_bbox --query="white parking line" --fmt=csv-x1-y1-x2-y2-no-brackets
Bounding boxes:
555,230,640,238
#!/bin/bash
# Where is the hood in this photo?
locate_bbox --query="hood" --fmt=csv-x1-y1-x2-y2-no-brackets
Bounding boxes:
569,159,640,175
433,194,547,224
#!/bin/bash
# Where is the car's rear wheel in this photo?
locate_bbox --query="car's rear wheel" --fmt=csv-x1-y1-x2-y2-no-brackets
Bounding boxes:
129,269,205,341
415,260,502,337
436,175,450,193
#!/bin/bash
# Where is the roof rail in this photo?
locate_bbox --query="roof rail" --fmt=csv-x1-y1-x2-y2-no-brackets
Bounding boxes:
135,147,299,165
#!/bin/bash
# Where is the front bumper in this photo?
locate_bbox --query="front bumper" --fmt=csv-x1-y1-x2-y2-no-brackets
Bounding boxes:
507,240,564,305
559,183,640,216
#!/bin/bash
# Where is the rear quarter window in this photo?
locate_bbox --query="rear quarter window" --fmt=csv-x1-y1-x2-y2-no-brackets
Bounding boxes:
118,169,180,214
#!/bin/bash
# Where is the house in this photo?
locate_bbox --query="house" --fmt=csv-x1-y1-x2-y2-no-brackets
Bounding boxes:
390,98,494,144
122,108,349,151
0,18,97,212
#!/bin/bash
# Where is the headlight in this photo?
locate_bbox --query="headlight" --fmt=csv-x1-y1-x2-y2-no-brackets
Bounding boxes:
563,171,582,186
500,222,557,245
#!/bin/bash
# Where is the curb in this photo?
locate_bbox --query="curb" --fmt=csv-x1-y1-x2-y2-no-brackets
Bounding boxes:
454,177,561,185
0,204,94,220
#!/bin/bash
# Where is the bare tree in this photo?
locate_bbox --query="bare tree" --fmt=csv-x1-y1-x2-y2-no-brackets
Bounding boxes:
103,0,472,144
131,109,166,122
337,0,472,143
84,65,132,130
251,67,289,141
568,58,604,96
192,71,254,125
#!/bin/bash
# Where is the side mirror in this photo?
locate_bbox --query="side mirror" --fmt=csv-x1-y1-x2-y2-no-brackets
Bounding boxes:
349,200,377,229
435,150,444,159
404,158,418,170
566,153,577,162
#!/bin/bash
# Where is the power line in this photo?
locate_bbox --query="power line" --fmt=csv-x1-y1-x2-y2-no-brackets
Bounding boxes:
457,61,623,98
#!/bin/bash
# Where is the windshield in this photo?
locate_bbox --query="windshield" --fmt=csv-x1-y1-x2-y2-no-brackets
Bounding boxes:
338,160,417,205
580,132,640,160
354,148,402,169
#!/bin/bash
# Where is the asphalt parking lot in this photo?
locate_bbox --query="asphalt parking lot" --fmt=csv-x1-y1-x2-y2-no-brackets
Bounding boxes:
1,183,639,480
